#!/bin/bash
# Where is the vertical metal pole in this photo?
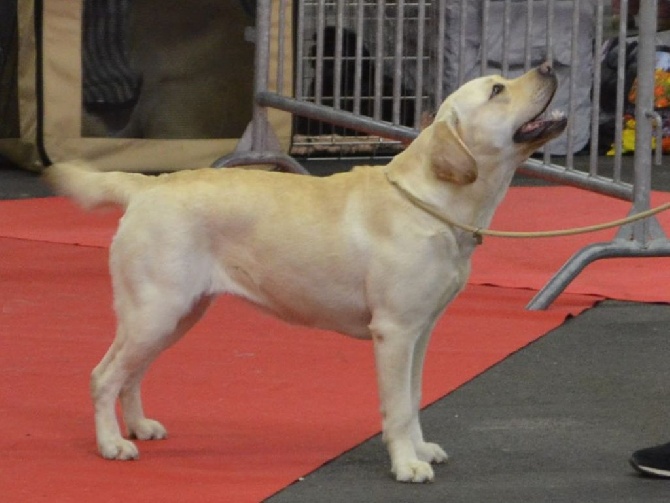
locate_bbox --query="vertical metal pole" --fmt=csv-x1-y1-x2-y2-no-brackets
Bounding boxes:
501,0,511,76
251,0,272,151
414,0,426,128
393,0,405,125
524,0,534,72
435,0,445,104
333,0,344,111
374,0,385,121
589,0,604,177
565,0,580,169
428,0,447,105
613,0,629,183
315,0,326,104
295,0,306,100
631,0,657,242
481,0,489,77
277,0,287,96
457,0,466,87
544,0,555,66
353,0,364,115
543,0,555,166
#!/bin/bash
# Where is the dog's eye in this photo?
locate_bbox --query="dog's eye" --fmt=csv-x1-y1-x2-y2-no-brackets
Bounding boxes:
490,83,504,98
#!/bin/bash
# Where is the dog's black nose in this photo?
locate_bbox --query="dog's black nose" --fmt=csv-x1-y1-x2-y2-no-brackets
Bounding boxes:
538,62,554,77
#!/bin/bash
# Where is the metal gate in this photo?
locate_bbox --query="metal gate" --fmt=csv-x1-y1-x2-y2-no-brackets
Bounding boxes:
214,0,670,309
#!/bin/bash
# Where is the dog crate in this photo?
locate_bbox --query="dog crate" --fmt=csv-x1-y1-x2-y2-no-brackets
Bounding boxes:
0,0,292,171
291,0,433,158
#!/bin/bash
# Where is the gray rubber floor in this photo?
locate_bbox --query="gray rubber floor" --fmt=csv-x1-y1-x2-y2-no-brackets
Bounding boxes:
2,157,669,502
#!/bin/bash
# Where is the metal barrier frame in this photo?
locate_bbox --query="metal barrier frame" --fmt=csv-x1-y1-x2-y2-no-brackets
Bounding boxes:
213,0,670,309
527,0,670,309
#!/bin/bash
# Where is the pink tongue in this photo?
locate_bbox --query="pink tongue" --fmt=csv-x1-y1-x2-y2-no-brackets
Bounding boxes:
522,120,541,132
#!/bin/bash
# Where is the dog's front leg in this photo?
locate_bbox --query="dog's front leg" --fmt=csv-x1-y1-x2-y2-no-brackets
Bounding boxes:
372,325,435,483
409,328,448,465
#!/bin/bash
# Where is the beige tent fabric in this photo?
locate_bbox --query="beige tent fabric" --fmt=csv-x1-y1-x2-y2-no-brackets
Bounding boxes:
5,0,292,172
0,0,38,168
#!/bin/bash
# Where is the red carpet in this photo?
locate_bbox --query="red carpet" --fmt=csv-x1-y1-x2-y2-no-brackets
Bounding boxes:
472,187,670,302
1,187,667,502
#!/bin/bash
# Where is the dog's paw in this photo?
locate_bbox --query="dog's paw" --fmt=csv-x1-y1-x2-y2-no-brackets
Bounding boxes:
128,418,168,441
98,437,140,461
416,441,448,464
392,458,435,483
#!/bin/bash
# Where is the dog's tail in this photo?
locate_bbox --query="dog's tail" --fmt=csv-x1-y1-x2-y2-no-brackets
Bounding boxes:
43,161,156,210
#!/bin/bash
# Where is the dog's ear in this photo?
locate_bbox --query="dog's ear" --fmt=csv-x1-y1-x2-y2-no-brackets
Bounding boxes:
429,112,477,185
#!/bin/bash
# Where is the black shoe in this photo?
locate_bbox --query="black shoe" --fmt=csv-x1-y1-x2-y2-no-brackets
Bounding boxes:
630,442,670,478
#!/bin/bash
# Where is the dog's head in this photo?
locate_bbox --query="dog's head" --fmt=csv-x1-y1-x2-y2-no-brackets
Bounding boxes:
427,63,567,185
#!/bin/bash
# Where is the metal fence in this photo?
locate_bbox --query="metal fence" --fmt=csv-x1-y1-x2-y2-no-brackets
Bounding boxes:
291,0,431,157
214,0,670,309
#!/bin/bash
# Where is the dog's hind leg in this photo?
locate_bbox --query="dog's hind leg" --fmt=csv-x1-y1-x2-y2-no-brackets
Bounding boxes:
91,294,212,460
120,295,213,441
91,335,137,459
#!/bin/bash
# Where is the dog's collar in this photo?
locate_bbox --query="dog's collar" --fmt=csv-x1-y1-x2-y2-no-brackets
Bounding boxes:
384,170,484,246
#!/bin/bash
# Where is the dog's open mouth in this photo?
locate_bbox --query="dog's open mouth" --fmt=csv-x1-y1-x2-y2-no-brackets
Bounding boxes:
513,108,568,143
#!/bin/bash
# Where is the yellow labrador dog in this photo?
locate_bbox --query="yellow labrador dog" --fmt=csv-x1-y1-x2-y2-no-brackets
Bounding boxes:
45,63,566,483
